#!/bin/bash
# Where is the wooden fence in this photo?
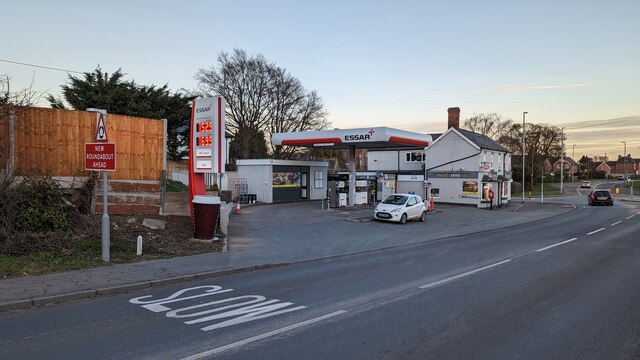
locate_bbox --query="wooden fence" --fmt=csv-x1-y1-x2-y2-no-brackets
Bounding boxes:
0,106,165,181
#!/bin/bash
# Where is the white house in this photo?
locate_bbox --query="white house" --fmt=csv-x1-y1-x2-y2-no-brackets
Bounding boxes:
424,108,512,208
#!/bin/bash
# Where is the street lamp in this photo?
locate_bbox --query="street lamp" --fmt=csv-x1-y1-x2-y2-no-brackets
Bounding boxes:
522,112,527,204
622,141,627,180
572,144,577,183
560,127,565,195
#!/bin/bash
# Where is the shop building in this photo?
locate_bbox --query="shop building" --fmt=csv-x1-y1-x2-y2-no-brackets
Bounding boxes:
424,108,512,208
235,159,329,204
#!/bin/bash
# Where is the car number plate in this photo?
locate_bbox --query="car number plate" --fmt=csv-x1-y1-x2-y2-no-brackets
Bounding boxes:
377,213,391,219
597,197,607,200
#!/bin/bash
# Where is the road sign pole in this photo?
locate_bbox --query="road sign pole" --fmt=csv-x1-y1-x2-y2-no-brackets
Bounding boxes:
102,170,110,262
87,108,111,262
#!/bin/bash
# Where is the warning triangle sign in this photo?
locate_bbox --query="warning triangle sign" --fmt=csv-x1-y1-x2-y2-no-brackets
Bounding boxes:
96,113,108,141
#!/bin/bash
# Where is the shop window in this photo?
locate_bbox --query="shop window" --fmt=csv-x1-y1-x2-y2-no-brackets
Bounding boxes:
314,170,324,189
405,152,425,162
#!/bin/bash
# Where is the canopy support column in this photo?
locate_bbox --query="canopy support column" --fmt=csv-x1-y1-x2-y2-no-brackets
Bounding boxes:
349,145,356,207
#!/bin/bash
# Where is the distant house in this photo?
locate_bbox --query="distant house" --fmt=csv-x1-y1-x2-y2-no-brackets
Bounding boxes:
614,155,639,176
544,156,577,180
595,161,612,176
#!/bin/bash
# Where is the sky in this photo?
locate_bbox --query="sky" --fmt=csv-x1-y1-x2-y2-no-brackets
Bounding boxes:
1,0,638,159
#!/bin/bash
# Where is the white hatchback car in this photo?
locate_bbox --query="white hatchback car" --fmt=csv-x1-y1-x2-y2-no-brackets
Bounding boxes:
374,194,427,224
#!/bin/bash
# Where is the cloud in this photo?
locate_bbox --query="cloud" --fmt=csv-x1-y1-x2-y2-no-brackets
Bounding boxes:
559,116,640,158
430,82,595,97
496,83,593,92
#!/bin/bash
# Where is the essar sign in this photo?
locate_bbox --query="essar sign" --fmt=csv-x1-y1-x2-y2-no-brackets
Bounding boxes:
85,142,116,171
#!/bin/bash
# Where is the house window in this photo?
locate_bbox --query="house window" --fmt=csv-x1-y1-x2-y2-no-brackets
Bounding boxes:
405,152,425,162
314,170,324,189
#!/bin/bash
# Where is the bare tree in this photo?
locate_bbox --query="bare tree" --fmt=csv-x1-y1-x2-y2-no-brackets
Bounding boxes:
463,113,513,140
196,48,329,161
267,66,328,159
498,122,563,189
1,75,42,178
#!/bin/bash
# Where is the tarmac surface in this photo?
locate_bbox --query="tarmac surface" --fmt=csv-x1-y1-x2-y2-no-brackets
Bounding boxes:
1,195,637,312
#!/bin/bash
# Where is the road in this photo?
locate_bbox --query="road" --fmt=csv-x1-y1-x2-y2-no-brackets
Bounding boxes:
1,197,639,359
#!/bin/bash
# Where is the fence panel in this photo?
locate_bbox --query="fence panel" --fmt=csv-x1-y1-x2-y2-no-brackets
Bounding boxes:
6,107,164,180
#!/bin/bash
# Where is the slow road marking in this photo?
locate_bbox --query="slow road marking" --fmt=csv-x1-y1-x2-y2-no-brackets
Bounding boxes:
536,238,578,252
180,310,347,359
419,259,511,289
587,228,605,235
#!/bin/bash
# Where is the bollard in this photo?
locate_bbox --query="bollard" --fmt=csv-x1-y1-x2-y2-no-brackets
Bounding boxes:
136,235,142,256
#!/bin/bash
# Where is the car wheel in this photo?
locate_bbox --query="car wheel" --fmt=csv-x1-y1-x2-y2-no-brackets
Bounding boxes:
399,213,407,224
419,211,426,222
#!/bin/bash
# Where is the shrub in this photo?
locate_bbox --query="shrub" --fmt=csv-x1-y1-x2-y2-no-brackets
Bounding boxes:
165,178,188,192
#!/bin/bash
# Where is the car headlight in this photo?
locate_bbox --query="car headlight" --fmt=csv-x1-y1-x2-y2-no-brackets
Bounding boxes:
390,208,401,213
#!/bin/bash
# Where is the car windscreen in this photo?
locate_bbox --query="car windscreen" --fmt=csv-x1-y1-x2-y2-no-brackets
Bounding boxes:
382,195,408,205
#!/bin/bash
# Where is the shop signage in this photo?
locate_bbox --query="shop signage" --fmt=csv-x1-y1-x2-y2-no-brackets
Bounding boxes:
427,171,478,179
398,174,424,181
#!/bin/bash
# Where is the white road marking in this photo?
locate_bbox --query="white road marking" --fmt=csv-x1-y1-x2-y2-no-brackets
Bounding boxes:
180,310,347,360
626,215,635,220
611,221,622,226
536,238,578,252
419,260,512,289
587,228,606,235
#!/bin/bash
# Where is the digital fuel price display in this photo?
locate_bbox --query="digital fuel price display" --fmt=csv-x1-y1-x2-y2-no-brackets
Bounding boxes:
190,97,225,174
196,121,213,146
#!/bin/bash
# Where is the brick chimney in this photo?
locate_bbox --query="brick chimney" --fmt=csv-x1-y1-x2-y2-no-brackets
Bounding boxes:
448,107,460,129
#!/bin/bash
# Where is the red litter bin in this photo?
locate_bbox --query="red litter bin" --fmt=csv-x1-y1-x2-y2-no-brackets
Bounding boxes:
192,195,221,240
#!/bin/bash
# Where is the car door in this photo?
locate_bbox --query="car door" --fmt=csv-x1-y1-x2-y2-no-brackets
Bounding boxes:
406,196,419,219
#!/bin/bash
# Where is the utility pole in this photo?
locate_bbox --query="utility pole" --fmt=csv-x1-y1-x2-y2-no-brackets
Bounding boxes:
522,112,527,204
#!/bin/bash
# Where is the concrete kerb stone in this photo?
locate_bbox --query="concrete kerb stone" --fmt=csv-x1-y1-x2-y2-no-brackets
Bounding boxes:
32,289,98,307
151,274,198,287
0,299,32,312
97,281,152,295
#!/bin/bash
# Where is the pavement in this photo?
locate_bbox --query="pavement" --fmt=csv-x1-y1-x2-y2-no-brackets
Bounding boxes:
1,195,637,312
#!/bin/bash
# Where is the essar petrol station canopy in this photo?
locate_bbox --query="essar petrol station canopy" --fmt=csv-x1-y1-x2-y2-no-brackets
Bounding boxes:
272,127,432,149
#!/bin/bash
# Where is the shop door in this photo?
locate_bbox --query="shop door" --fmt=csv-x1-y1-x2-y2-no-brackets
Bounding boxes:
301,172,308,199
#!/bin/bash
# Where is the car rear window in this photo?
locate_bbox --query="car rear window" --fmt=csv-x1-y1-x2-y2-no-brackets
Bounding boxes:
593,191,610,197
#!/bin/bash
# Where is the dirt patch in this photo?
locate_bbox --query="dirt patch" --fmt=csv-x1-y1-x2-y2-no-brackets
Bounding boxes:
0,214,224,278
110,214,225,258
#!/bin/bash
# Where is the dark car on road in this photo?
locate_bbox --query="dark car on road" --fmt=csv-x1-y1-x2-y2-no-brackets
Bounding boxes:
588,189,613,206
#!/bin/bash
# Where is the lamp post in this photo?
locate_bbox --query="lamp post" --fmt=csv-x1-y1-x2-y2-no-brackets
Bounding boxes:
572,144,576,183
522,112,527,204
560,127,564,195
621,141,627,180
541,168,544,204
